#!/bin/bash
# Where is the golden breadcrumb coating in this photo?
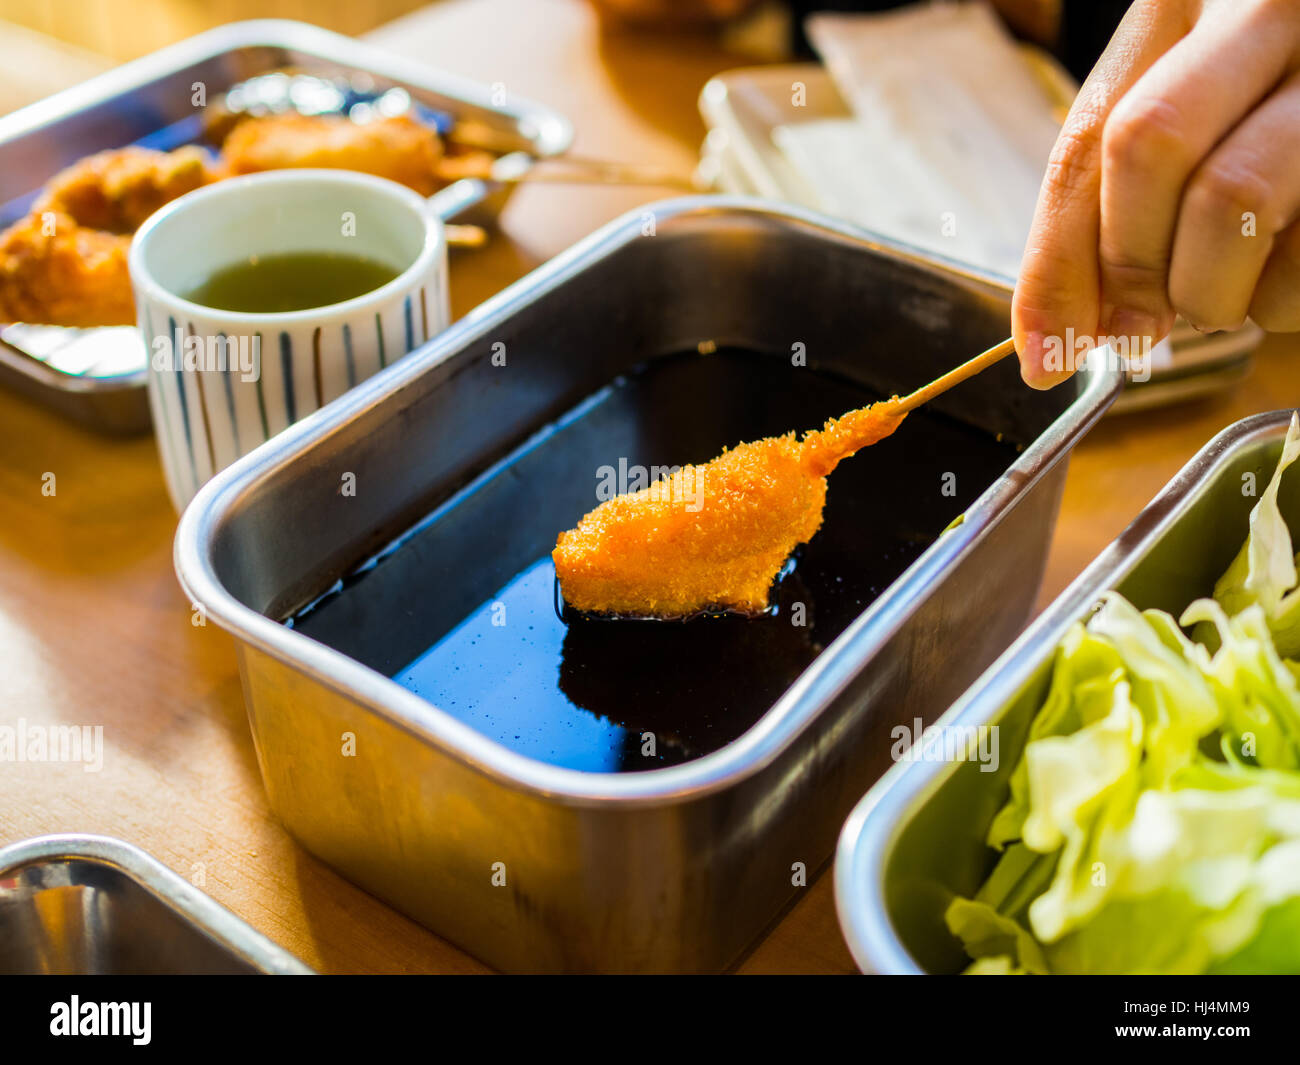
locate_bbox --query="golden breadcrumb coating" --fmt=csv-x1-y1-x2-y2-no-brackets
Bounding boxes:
35,145,218,233
554,399,907,618
222,113,444,196
0,211,134,327
799,400,909,478
0,146,218,327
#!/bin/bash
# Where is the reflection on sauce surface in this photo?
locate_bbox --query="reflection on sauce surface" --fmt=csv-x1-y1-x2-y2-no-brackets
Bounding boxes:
287,349,1021,772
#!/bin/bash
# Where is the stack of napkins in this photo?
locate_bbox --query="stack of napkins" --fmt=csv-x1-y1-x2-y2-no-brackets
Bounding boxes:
802,2,1061,276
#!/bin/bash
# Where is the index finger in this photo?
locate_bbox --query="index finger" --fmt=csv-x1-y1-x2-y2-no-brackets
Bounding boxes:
1013,0,1194,388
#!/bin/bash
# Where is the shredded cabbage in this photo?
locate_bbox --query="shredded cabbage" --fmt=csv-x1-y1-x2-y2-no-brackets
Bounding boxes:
948,412,1300,974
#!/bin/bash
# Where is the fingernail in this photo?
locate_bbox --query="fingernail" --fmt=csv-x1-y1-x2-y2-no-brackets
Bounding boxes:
1107,308,1159,345
1019,330,1047,385
1019,331,1071,390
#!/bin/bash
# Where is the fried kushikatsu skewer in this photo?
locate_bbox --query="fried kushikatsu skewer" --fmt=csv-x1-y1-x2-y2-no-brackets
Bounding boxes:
221,113,446,196
0,146,219,328
553,339,1017,620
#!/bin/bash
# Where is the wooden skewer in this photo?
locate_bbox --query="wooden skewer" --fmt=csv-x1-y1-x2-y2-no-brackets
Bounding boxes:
894,337,1017,414
798,336,1018,478
444,223,489,248
496,169,699,191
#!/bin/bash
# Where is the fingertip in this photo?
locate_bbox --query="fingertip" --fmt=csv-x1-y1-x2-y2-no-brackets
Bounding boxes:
1016,331,1076,390
1016,329,1045,384
1024,368,1075,391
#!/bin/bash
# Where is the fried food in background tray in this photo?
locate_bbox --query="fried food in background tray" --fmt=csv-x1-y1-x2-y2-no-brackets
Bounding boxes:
0,102,497,329
0,146,219,328
222,112,445,196
35,145,217,233
0,212,134,327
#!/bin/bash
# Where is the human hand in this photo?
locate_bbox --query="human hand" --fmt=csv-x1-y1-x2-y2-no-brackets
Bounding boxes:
1013,0,1300,387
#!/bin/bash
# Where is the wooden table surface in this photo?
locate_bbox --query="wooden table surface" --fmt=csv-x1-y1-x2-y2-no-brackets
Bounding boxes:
1,0,1296,975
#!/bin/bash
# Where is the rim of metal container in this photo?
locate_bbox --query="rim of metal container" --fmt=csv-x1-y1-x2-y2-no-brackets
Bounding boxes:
175,196,1122,808
0,833,312,974
834,408,1296,974
0,19,573,160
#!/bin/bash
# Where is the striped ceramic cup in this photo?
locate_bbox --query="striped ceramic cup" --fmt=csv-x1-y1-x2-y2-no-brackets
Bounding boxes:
129,168,449,511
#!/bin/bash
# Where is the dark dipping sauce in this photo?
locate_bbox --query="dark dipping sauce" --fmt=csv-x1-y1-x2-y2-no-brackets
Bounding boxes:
286,349,1021,772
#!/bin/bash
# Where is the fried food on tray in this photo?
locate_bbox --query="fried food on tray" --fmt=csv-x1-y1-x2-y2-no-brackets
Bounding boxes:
34,145,219,233
221,113,445,196
0,211,134,327
0,145,218,327
553,399,907,618
0,110,459,328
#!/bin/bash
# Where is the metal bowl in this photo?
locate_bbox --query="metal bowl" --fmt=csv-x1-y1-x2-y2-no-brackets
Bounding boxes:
835,409,1299,973
176,197,1121,972
0,834,310,974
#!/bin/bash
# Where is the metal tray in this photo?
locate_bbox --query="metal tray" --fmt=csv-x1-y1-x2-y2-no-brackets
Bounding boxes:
835,408,1300,974
0,834,311,974
0,18,573,434
175,197,1121,973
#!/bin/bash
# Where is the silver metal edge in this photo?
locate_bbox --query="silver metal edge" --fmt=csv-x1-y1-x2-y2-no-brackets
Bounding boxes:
0,19,572,159
834,408,1297,974
174,194,1122,808
0,344,146,394
0,833,313,974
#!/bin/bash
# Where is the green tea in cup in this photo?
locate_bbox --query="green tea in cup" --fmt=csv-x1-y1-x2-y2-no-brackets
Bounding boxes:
181,250,402,313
